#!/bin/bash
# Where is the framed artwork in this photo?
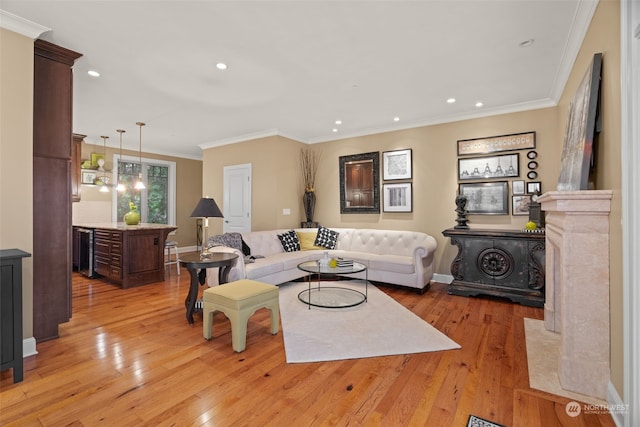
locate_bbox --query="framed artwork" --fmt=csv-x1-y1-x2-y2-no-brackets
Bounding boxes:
512,180,525,195
458,181,509,215
339,152,380,214
382,149,412,180
81,170,96,184
457,131,535,156
383,182,412,212
458,153,519,181
527,181,542,194
557,53,603,190
512,195,532,216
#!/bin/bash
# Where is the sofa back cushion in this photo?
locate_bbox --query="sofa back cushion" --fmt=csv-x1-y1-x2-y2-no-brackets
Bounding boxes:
241,229,289,257
341,228,431,257
240,227,432,259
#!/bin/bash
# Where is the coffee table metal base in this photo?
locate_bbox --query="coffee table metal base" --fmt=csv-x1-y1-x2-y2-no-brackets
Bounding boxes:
297,260,369,310
298,286,366,309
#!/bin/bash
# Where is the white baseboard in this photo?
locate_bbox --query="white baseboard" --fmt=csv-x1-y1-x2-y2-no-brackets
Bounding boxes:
607,381,627,427
178,245,197,253
23,337,38,358
432,273,453,284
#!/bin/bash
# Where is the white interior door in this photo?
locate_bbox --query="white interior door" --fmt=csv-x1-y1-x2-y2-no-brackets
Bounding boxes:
223,164,252,233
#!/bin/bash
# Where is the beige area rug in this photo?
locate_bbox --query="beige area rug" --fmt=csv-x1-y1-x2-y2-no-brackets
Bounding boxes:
279,280,460,363
524,318,607,406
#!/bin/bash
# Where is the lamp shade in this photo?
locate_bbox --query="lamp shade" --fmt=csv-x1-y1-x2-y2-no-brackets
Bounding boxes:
190,197,223,218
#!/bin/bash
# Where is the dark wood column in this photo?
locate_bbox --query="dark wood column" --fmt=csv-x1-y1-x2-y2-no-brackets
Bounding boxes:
33,40,82,342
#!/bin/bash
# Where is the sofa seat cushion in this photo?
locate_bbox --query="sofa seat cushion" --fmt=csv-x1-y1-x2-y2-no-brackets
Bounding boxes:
245,258,284,280
334,251,374,267
281,251,318,270
369,254,415,274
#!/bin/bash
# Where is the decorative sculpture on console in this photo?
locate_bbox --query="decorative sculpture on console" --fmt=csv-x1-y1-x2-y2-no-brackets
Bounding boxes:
454,194,470,229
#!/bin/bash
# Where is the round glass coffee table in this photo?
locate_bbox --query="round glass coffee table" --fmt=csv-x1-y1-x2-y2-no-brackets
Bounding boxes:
297,260,368,309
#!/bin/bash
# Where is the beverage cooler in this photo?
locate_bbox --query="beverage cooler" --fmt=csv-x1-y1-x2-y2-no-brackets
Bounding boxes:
76,228,96,278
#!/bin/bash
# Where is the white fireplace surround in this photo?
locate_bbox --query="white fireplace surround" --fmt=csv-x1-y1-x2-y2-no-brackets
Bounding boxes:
539,190,612,400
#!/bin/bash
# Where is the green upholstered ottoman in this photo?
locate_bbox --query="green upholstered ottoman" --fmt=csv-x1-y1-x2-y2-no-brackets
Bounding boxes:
202,279,279,352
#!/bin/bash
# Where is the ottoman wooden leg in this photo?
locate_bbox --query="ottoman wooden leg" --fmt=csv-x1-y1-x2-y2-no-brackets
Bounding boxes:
267,299,280,335
203,303,215,340
229,310,249,353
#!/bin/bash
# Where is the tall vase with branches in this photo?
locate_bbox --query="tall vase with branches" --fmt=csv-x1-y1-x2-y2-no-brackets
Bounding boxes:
301,147,321,223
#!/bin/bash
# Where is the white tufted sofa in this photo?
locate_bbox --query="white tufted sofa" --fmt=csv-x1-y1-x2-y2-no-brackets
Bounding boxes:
206,228,437,293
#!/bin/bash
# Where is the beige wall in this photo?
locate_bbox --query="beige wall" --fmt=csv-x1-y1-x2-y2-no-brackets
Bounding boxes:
556,0,623,395
314,108,559,275
0,28,35,339
73,140,203,248
201,0,622,399
2,0,623,398
203,108,559,275
202,135,306,234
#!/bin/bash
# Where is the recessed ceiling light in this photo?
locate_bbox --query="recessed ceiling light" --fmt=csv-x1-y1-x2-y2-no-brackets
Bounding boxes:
447,98,456,104
519,39,535,48
88,70,100,77
335,120,342,125
332,128,338,133
475,102,484,107
216,63,227,70
393,117,400,122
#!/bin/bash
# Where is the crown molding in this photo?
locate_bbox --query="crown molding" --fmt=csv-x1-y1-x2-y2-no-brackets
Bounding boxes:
306,98,557,145
199,129,306,149
0,9,50,39
547,0,599,102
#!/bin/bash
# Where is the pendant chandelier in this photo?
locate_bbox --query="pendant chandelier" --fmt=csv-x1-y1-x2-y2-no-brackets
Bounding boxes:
134,122,146,190
116,129,126,192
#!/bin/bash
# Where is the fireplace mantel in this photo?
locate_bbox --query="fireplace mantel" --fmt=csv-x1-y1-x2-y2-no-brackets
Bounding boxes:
538,190,612,400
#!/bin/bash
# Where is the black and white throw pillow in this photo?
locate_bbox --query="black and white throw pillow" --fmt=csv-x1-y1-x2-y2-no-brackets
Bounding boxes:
314,226,339,250
277,230,300,252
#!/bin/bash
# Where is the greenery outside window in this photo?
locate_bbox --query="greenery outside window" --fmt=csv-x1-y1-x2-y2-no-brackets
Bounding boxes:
112,155,176,225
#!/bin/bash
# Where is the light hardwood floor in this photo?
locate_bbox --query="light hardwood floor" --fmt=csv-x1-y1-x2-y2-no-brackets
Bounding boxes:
1,265,615,426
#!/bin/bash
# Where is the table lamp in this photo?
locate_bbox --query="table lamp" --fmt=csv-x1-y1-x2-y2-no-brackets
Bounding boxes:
190,197,224,259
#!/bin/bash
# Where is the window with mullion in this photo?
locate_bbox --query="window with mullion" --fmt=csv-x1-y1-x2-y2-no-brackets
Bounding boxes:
114,156,176,225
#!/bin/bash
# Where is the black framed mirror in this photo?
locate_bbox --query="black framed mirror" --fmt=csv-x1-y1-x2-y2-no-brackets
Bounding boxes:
339,152,380,214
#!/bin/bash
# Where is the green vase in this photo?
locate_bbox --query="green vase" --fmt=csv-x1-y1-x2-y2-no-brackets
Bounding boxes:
124,210,140,225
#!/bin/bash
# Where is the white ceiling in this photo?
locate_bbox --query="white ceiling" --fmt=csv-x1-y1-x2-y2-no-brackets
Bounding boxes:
1,1,597,160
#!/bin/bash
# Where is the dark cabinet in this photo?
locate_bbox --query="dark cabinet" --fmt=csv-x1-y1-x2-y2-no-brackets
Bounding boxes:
442,228,545,307
90,226,176,288
33,39,82,342
94,229,123,281
1,249,31,383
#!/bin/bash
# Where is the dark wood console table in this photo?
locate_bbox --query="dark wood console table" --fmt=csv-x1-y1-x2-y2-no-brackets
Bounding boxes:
180,253,239,324
442,228,545,307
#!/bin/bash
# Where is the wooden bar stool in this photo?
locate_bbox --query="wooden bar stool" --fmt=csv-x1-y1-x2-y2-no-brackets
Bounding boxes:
203,279,279,352
164,240,180,275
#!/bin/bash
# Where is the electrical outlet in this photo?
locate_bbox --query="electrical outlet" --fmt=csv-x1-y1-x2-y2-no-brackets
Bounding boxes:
283,208,291,215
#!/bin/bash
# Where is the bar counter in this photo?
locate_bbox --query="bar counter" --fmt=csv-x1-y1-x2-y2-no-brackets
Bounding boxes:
73,223,177,288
